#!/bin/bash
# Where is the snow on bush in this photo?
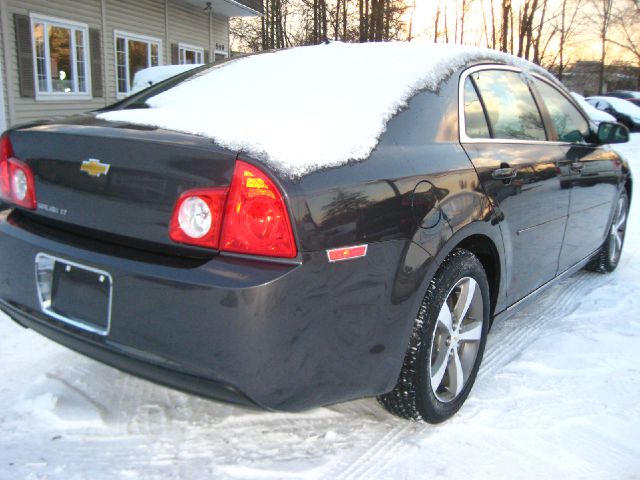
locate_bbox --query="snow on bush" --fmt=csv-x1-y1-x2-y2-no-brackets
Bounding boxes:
97,42,549,177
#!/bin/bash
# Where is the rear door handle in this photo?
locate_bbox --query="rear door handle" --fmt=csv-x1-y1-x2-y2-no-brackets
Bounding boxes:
570,161,585,172
492,167,518,180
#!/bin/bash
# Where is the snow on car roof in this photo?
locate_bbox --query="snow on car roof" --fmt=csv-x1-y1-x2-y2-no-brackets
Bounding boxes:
588,96,640,117
570,93,616,123
97,41,549,178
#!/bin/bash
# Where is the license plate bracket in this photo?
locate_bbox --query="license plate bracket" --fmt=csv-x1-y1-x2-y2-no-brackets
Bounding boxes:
36,253,112,335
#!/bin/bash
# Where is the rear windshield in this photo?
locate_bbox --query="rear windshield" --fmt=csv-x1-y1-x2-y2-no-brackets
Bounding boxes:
97,57,241,111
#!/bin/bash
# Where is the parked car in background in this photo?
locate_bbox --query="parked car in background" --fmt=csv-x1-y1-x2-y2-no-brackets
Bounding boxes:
0,43,632,424
571,92,616,125
130,64,204,94
626,98,640,108
587,96,640,131
606,90,640,100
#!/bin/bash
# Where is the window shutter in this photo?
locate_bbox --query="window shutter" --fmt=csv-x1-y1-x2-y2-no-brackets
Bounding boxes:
14,14,35,98
89,29,103,98
171,43,179,64
204,50,210,64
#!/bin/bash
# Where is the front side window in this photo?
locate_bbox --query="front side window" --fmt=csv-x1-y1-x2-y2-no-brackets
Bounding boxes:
31,15,90,96
472,70,546,141
115,32,161,95
179,44,203,64
533,79,590,143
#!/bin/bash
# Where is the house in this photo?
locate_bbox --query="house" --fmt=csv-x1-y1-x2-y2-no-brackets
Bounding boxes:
0,0,262,132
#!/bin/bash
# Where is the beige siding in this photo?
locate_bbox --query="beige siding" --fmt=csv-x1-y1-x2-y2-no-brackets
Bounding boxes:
0,16,7,131
1,0,231,126
211,13,229,56
168,0,208,57
5,0,106,125
103,0,166,103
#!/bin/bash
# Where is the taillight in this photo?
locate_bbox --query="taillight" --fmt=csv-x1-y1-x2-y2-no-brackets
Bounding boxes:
169,188,227,248
0,135,37,209
0,136,10,200
219,161,297,258
169,160,297,258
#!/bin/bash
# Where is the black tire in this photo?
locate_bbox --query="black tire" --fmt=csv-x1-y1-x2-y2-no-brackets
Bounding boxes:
586,192,629,273
377,248,490,423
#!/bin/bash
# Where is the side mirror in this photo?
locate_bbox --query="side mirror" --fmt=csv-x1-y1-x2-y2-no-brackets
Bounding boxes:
597,122,629,144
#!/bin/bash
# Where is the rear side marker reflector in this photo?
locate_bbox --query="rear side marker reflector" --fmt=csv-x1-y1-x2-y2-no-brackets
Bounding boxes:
327,245,368,262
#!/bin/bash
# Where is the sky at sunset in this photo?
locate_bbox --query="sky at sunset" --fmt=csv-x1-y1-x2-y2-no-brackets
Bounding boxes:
403,0,635,65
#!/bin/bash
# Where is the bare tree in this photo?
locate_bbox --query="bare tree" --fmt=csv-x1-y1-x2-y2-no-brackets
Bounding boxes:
609,0,640,88
500,0,512,52
589,0,614,93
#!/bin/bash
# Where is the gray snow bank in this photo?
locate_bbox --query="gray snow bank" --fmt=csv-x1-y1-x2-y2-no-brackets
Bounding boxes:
97,41,546,177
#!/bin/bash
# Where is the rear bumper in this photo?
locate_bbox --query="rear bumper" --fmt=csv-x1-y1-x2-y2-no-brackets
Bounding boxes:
1,300,258,408
0,211,417,411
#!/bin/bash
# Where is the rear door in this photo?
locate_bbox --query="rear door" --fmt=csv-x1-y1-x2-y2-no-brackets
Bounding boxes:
460,67,570,305
530,78,620,271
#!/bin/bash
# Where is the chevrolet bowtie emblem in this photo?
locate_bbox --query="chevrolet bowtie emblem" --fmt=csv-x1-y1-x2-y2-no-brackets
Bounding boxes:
80,159,110,177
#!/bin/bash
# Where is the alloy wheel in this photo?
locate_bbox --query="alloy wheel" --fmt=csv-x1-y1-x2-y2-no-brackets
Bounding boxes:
429,277,484,403
609,196,628,265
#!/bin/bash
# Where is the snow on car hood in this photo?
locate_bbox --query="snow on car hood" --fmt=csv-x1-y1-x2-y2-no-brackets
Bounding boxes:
97,42,548,178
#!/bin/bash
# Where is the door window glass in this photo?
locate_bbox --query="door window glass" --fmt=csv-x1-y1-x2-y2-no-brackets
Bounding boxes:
472,70,546,141
463,78,491,138
534,79,590,143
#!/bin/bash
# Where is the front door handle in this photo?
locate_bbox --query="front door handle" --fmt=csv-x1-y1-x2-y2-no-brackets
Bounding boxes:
492,167,518,180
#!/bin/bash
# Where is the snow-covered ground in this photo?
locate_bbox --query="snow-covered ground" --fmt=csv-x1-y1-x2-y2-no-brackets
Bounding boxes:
1,136,640,479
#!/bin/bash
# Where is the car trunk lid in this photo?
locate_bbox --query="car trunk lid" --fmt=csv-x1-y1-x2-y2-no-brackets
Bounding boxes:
7,115,237,256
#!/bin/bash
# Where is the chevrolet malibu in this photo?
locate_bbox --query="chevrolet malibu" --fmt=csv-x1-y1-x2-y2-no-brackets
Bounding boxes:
0,43,632,423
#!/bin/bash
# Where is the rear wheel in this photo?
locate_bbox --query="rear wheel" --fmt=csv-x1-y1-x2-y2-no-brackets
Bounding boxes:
377,249,490,423
586,192,629,273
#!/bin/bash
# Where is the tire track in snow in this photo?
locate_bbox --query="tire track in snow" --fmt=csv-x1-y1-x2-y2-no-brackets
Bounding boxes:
479,271,611,381
329,424,409,480
324,270,618,480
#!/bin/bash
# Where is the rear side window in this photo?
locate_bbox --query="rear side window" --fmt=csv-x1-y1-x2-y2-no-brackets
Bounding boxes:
463,78,491,138
533,79,590,143
472,70,546,141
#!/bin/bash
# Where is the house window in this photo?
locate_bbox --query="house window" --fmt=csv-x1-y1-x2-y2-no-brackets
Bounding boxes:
178,44,203,64
115,31,161,95
30,14,90,97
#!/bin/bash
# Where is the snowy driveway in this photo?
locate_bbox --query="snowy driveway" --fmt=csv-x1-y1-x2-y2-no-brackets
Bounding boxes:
1,136,640,480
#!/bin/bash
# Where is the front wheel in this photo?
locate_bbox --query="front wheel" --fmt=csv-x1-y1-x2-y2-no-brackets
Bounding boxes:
586,192,629,273
378,249,490,423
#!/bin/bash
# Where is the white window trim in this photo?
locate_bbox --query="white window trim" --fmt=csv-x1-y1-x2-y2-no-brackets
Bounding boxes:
114,30,163,99
29,13,92,101
178,42,204,65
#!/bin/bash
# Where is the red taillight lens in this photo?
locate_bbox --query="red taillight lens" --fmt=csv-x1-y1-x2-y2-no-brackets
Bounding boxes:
169,188,227,248
169,161,297,258
220,160,297,258
0,135,37,209
0,135,12,201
